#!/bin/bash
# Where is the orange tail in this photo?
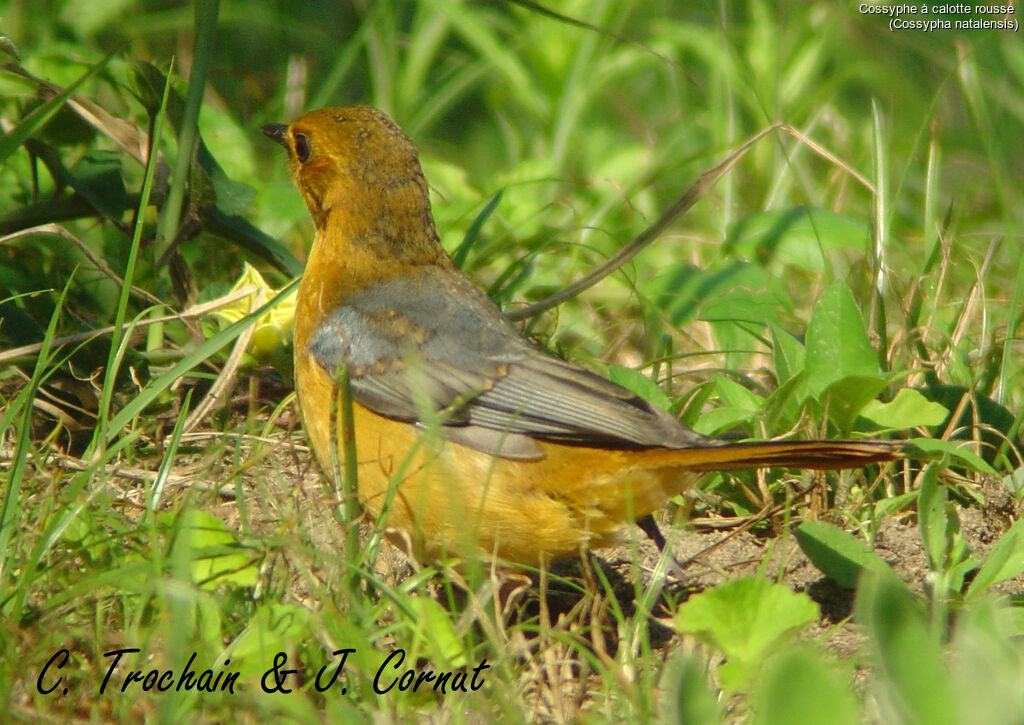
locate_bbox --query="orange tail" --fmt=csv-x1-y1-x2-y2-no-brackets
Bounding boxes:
642,439,902,472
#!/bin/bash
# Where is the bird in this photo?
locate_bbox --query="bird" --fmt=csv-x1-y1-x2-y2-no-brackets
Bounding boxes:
262,106,899,566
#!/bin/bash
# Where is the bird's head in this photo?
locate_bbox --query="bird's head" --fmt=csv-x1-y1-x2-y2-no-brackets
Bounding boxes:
263,106,440,262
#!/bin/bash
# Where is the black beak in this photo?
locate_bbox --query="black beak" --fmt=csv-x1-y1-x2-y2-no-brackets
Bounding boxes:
261,123,289,148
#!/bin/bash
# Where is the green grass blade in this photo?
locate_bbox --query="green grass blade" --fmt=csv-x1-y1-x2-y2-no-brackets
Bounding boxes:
104,278,299,443
0,49,119,164
155,0,220,261
869,100,890,369
90,61,175,456
0,274,74,590
452,189,503,268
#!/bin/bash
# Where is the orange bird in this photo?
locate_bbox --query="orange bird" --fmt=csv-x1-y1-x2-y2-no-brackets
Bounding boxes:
263,106,898,565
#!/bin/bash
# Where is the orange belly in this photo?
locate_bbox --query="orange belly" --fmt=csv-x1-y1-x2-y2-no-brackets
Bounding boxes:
295,353,697,564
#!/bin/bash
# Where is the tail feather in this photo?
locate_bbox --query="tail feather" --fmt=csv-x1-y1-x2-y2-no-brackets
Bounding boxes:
647,439,901,471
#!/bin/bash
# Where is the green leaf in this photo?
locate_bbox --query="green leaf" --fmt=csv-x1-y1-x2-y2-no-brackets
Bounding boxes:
761,374,806,435
873,491,919,522
698,280,780,327
949,600,1024,725
607,364,672,411
61,0,135,36
0,34,20,61
1003,466,1024,496
804,281,881,398
750,648,860,725
909,437,997,475
855,571,957,725
105,279,299,439
861,388,949,429
693,406,756,436
227,603,313,676
816,375,893,434
794,521,892,589
917,462,950,572
452,188,503,268
966,518,1024,600
770,324,805,385
172,510,259,589
653,260,770,328
197,150,257,215
920,384,1019,466
660,652,722,724
67,150,126,221
650,263,705,326
691,375,766,435
198,102,256,182
726,206,869,275
713,375,763,413
674,576,818,690
0,49,119,164
199,206,303,277
408,597,468,667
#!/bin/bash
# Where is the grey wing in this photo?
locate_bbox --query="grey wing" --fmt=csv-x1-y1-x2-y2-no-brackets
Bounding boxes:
308,267,707,457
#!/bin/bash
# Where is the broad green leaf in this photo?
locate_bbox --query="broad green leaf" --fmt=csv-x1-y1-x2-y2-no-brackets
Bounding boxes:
0,34,19,61
693,406,757,436
67,150,126,221
173,510,259,589
650,263,705,326
653,260,771,328
698,280,781,327
252,179,309,239
910,437,997,475
761,374,805,434
949,600,1024,725
674,576,818,690
692,375,766,434
608,364,672,411
726,206,869,275
770,324,805,385
750,648,860,725
660,652,722,725
227,603,314,679
861,388,949,429
408,597,468,667
698,268,789,368
200,206,303,277
816,375,893,433
1004,466,1024,496
196,148,257,215
198,103,256,182
61,0,135,36
795,521,891,589
873,491,919,522
921,384,1018,465
713,375,763,413
804,282,881,398
923,384,1017,436
855,571,957,725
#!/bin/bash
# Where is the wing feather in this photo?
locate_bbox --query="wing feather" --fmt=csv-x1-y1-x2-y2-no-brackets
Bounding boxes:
308,267,708,454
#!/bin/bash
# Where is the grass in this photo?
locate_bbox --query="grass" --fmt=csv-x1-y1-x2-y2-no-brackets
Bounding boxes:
2,1,1023,722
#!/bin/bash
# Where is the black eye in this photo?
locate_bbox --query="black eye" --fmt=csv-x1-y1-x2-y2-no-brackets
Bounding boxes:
293,133,312,163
